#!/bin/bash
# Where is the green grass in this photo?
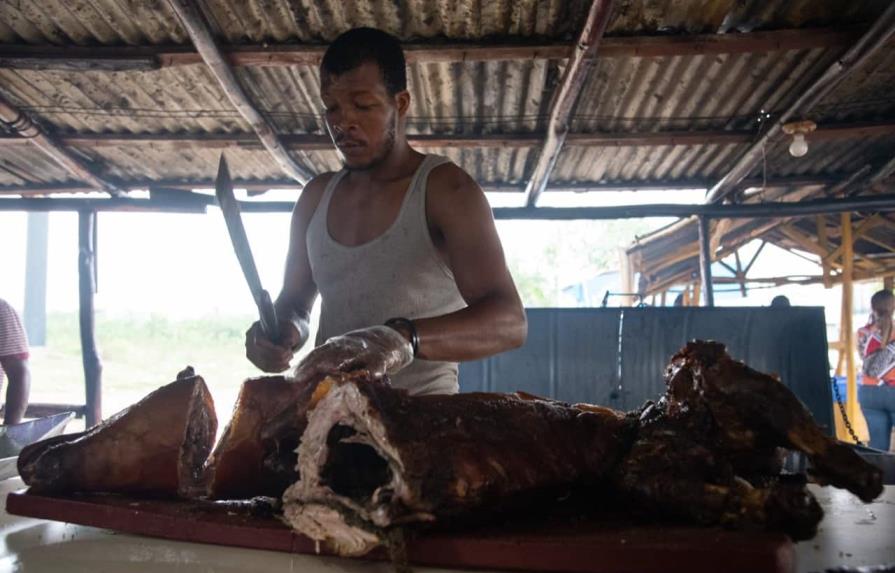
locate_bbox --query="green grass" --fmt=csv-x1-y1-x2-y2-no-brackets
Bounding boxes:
28,312,273,422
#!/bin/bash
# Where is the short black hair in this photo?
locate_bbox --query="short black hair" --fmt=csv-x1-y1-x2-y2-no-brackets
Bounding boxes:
871,289,894,311
770,295,791,308
321,28,407,95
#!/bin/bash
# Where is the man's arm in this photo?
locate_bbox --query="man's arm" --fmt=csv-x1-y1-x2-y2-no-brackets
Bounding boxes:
410,163,527,362
245,174,330,373
0,356,30,425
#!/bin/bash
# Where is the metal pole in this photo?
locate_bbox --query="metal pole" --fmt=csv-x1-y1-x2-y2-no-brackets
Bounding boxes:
78,210,102,427
698,215,715,306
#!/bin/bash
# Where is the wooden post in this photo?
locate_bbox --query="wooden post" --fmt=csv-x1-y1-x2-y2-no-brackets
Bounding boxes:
839,212,870,443
692,281,702,307
885,275,894,291
841,212,857,430
697,216,715,306
660,291,667,307
79,210,102,427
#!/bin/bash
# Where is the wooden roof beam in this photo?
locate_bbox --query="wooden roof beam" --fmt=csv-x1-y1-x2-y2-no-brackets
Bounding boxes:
2,120,893,150
0,174,849,197
522,0,615,207
705,2,895,204
0,92,120,196
165,0,310,185
0,27,868,71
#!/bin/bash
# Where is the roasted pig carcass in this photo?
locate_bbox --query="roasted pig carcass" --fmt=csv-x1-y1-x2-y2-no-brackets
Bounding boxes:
282,372,636,556
18,370,216,497
613,341,883,540
204,375,304,499
203,371,360,500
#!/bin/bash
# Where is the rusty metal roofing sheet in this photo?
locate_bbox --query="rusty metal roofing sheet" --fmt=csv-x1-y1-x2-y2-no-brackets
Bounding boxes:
571,47,843,133
605,0,889,35
0,66,250,134
0,144,74,185
2,0,887,46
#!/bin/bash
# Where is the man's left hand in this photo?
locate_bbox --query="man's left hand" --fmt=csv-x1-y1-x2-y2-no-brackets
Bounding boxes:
292,325,413,384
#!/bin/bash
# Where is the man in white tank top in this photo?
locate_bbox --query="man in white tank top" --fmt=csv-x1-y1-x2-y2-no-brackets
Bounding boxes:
245,28,526,396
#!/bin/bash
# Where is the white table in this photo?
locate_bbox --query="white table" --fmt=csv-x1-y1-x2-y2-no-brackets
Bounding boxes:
1,478,892,573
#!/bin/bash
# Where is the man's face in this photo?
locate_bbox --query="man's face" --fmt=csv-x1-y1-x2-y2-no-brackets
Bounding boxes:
321,61,407,171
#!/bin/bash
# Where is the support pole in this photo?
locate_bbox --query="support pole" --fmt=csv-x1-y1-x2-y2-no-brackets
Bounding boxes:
23,212,49,346
78,210,102,427
733,250,747,297
885,276,894,291
619,249,634,307
840,212,868,443
697,216,715,306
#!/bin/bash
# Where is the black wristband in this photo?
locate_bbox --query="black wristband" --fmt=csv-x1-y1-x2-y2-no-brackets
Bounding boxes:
385,317,419,357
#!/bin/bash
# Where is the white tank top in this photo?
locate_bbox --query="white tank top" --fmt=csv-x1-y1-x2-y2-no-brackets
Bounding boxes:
306,155,467,395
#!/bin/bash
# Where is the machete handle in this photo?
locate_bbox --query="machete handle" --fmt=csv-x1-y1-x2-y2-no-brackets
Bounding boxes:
258,289,280,346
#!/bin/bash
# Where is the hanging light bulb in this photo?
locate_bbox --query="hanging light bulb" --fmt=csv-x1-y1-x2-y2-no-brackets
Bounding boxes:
782,120,816,158
789,133,808,157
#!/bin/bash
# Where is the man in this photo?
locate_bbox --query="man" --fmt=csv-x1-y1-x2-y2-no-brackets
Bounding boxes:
0,298,31,425
245,28,527,395
857,288,895,451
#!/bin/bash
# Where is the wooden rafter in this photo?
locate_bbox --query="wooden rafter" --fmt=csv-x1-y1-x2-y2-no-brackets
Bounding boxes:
705,2,895,203
821,215,883,265
165,0,310,184
1,121,890,151
0,27,869,71
522,0,615,206
0,92,120,196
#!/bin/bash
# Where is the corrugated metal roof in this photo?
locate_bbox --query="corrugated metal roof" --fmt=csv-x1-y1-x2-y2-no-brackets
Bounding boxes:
0,145,74,185
0,66,250,134
0,0,892,197
605,0,889,35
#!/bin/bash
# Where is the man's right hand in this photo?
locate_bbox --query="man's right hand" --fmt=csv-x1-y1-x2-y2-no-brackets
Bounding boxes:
245,320,303,373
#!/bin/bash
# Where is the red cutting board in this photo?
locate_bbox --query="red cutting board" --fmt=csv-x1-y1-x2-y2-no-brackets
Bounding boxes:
6,490,794,573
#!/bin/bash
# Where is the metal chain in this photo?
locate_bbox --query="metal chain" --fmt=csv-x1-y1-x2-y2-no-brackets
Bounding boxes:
832,377,864,446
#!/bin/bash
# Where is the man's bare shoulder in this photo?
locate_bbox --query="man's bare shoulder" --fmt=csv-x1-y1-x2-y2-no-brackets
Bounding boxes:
294,171,338,218
427,161,482,198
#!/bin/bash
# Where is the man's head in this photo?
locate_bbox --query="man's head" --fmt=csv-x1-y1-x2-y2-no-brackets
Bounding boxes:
320,28,410,171
870,289,894,321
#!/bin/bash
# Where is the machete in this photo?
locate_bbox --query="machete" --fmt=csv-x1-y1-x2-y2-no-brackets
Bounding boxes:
214,154,280,344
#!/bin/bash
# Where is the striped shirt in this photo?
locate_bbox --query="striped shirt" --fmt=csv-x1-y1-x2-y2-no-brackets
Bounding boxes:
857,323,895,386
0,299,30,387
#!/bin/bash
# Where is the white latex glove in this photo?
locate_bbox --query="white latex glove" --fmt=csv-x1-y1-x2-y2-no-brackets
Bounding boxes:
292,325,413,383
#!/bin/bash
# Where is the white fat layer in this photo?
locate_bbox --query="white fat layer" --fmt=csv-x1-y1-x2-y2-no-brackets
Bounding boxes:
283,383,422,532
281,502,380,557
